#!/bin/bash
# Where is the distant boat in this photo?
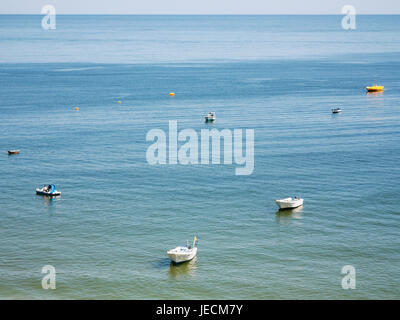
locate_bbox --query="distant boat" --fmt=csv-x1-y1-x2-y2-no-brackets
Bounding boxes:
8,150,20,155
36,184,61,197
366,84,384,92
331,107,341,114
275,197,303,210
205,112,216,122
167,236,198,264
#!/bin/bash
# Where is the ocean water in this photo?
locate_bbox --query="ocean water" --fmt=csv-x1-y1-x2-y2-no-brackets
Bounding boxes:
0,15,399,299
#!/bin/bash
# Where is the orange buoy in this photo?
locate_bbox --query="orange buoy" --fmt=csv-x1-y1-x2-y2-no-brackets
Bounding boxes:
169,92,175,97
75,107,79,111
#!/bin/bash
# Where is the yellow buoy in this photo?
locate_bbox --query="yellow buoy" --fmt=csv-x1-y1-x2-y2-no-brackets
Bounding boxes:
75,107,79,111
118,100,122,104
169,92,175,97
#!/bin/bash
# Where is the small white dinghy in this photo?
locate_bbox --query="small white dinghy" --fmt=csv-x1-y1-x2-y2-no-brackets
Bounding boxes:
205,112,216,122
167,236,198,264
275,197,303,210
36,184,61,197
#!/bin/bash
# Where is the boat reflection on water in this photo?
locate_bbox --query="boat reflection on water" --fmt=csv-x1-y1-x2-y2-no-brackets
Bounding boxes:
366,91,384,108
275,206,303,224
38,194,61,211
168,256,198,278
366,91,384,97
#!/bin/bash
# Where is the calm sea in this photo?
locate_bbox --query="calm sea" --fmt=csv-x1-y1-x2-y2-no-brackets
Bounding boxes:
0,15,399,299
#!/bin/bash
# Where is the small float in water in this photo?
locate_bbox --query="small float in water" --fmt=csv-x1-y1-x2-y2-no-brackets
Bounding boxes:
36,184,61,197
205,112,216,122
331,107,341,114
167,236,198,264
366,84,384,92
8,150,20,155
275,197,303,210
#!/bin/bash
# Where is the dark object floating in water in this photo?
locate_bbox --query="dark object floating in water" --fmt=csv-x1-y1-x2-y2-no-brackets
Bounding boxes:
8,150,20,155
331,107,341,114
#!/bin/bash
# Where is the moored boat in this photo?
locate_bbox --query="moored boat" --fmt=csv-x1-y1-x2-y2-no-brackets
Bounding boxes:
167,236,198,264
8,150,20,155
331,107,341,114
366,84,384,92
275,197,303,210
205,112,216,122
36,184,61,196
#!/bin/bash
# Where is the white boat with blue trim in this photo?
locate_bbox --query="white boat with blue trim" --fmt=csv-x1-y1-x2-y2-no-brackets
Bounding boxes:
167,236,198,264
36,184,61,196
275,197,303,210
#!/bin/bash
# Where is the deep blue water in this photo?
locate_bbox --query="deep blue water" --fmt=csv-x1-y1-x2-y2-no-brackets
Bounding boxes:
0,15,399,299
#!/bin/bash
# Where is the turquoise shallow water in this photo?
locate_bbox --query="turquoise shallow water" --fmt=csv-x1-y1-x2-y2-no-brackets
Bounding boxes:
0,15,399,299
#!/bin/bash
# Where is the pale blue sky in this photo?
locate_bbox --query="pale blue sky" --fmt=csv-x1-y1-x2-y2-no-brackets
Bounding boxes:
1,0,399,14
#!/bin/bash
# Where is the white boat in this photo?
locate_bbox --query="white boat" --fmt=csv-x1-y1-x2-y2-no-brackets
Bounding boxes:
275,197,303,210
167,236,198,264
36,184,61,197
331,107,341,114
205,112,216,122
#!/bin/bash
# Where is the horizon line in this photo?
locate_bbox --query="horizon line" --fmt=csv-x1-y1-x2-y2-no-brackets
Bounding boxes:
1,13,400,15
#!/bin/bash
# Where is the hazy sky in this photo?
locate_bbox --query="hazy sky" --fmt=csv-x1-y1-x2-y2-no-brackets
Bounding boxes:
1,0,399,14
